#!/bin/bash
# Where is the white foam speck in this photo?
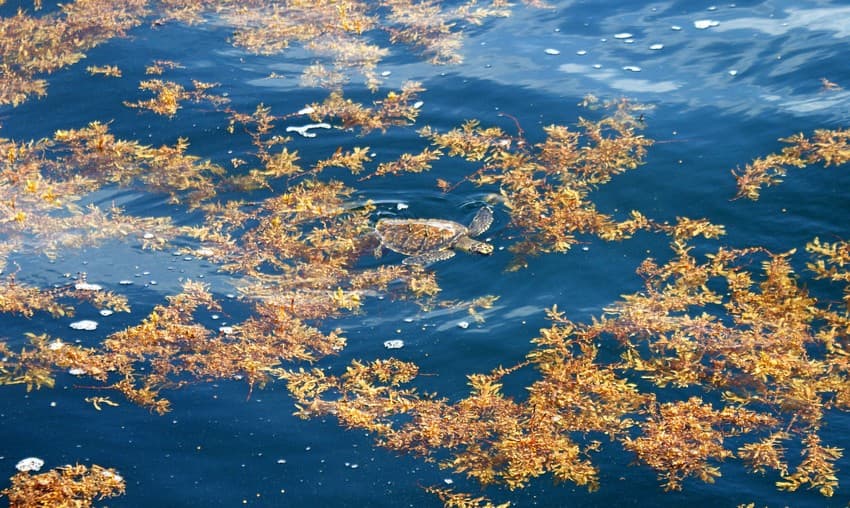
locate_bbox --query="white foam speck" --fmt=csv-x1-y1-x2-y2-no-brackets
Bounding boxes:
576,50,587,55
728,69,738,76
671,25,682,31
544,48,561,55
457,321,470,329
100,470,123,482
396,203,409,210
649,43,664,50
380,71,391,77
69,320,98,331
47,340,64,351
142,233,155,240
285,123,331,138
383,340,404,349
413,101,424,109
15,457,44,472
68,368,86,376
219,326,234,335
74,282,102,291
297,106,314,116
614,32,633,39
623,66,642,72
694,19,720,29
99,309,114,317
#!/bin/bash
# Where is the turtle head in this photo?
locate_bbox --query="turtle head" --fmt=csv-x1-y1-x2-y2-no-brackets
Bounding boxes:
457,236,493,255
474,242,494,255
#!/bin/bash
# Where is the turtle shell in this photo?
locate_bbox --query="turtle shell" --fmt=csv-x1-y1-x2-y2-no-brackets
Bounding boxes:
375,219,467,256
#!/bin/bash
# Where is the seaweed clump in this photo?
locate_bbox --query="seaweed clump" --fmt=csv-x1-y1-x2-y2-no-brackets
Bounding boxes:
0,0,148,106
284,238,850,503
1,1,850,505
0,0,543,107
733,128,850,199
1,463,125,507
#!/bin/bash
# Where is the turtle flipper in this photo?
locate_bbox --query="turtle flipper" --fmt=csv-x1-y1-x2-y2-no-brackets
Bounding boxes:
402,249,456,266
467,206,493,237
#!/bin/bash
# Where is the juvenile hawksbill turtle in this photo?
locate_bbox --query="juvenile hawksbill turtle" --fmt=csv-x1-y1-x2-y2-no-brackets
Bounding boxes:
374,206,494,265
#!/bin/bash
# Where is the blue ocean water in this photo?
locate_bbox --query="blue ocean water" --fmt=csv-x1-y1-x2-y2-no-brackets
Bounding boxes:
1,0,850,506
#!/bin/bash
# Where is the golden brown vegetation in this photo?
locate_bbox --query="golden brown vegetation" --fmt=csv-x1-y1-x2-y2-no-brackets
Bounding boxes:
124,78,229,117
0,0,148,106
0,0,540,106
1,463,125,507
733,128,850,199
2,82,847,503
2,1,850,506
283,239,850,503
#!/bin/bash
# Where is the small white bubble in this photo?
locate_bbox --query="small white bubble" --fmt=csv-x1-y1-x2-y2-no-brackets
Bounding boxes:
622,65,642,72
671,25,682,31
99,309,114,317
614,32,633,39
457,321,470,329
69,320,98,331
649,43,664,50
383,340,404,349
694,19,719,29
728,69,738,76
16,457,44,472
576,50,587,55
74,282,102,291
544,48,561,55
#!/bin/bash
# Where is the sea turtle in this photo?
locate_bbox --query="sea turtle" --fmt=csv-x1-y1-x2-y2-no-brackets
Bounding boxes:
373,206,494,265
